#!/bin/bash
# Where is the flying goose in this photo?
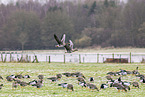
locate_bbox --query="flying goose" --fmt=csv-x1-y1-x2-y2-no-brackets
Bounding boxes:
54,34,66,47
64,40,78,53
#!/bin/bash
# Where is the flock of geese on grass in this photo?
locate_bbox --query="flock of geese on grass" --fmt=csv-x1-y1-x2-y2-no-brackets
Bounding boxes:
0,66,145,92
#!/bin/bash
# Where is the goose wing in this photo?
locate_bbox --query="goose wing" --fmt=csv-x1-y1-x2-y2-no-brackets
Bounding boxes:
54,34,62,45
61,34,66,45
69,40,73,49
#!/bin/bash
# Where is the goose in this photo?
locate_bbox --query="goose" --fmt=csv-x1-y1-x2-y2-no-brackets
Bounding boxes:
32,79,43,89
74,72,85,79
12,81,19,89
15,74,23,79
19,81,28,87
58,83,68,88
106,75,112,80
140,78,145,83
77,77,85,83
56,74,62,79
62,72,71,77
54,34,66,47
64,40,78,53
28,80,38,85
13,79,21,84
110,83,127,92
122,82,130,91
38,75,44,79
107,79,115,85
0,84,4,90
47,77,58,82
0,75,3,80
89,77,94,82
132,82,139,88
87,83,99,91
107,72,116,76
6,76,14,82
136,74,145,79
100,83,108,89
132,66,140,75
23,75,30,78
67,84,74,91
79,81,87,88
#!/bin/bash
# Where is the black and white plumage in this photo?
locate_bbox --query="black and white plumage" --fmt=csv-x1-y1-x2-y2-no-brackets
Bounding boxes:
54,34,66,47
100,84,108,89
64,40,78,53
140,78,145,83
58,83,68,88
15,74,23,79
89,77,94,82
122,82,130,91
29,80,38,85
32,79,43,88
79,81,87,88
23,75,30,78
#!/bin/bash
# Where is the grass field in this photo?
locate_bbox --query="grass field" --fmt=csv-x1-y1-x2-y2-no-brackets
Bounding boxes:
0,62,145,97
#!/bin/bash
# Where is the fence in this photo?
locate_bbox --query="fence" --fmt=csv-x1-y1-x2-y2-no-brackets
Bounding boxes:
0,52,145,63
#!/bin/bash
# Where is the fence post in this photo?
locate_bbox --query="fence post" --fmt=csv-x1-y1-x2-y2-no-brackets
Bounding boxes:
10,53,12,62
130,52,131,63
49,56,51,63
29,56,31,62
83,57,85,63
64,54,65,63
97,53,99,63
46,56,47,62
1,54,3,62
112,53,114,59
79,54,81,63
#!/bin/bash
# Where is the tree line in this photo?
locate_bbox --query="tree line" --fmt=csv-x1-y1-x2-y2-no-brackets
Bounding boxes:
0,0,145,50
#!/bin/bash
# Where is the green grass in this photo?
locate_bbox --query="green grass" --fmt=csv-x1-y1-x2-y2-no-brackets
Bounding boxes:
0,62,145,97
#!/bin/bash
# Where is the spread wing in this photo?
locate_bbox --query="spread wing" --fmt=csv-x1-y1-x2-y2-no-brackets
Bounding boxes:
61,34,66,45
54,34,62,45
69,40,73,49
